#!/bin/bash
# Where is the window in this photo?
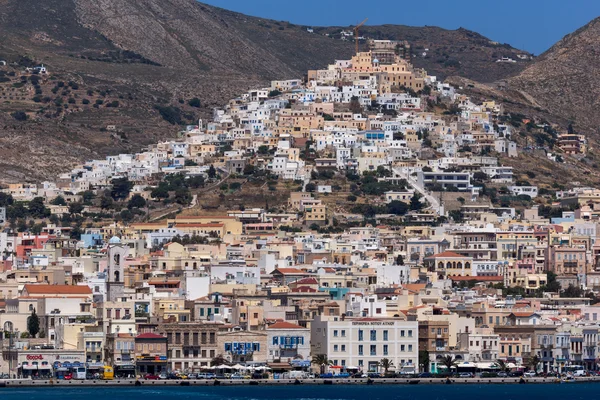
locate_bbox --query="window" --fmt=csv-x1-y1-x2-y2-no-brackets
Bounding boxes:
370,330,377,341
341,330,346,337
370,345,376,356
408,344,413,352
383,330,388,341
408,330,412,337
383,345,388,355
341,345,346,352
333,330,338,337
358,345,363,355
401,330,405,337
358,330,364,341
334,345,339,352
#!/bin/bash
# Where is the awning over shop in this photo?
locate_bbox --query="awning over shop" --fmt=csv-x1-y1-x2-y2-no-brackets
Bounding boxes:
267,363,292,370
290,360,311,368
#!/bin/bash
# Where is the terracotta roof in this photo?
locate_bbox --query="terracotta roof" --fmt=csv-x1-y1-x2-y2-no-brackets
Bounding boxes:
510,312,536,317
293,277,318,285
291,286,317,293
449,276,503,282
402,284,426,292
136,333,166,339
267,321,307,330
23,284,92,295
273,268,306,275
427,251,467,258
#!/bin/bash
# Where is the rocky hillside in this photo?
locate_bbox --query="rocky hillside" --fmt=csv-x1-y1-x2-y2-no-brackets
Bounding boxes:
508,17,600,132
0,0,532,182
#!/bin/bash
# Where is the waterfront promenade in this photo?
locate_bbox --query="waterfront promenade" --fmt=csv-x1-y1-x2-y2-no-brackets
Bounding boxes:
1,376,600,387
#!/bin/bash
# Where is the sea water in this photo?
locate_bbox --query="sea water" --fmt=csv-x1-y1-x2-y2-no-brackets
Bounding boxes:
0,384,594,400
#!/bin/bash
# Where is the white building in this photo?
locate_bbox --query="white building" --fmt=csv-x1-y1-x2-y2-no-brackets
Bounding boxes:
311,316,418,373
266,321,311,362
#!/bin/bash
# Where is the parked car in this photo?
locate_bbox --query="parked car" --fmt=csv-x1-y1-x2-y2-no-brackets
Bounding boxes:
508,371,523,377
63,373,73,381
418,372,433,378
458,372,473,378
144,374,160,380
197,373,216,379
187,373,198,379
497,371,508,377
159,373,168,380
367,373,383,378
523,371,536,378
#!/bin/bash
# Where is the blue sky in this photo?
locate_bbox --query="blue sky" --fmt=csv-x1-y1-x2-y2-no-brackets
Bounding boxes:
200,0,600,55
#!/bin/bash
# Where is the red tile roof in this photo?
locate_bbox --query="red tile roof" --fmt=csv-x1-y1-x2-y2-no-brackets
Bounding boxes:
449,276,503,282
294,277,318,285
273,268,306,275
23,284,92,295
136,333,166,339
267,321,307,330
428,251,467,258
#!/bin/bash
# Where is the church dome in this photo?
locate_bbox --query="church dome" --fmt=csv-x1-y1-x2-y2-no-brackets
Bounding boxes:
108,236,121,244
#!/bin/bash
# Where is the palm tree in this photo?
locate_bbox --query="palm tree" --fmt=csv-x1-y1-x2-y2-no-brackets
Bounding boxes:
494,359,509,372
379,358,394,375
210,354,229,367
440,355,458,375
311,354,332,374
528,355,541,373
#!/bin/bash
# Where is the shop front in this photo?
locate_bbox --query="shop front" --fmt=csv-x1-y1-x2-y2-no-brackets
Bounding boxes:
18,355,52,379
17,350,85,379
86,361,105,379
114,363,136,378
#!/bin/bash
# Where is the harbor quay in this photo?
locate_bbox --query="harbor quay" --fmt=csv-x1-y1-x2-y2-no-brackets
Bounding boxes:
1,376,600,387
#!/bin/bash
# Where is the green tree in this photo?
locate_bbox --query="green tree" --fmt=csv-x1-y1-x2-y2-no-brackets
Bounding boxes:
257,145,270,155
175,188,192,205
127,194,147,209
81,190,95,205
243,164,255,175
28,197,49,218
305,183,316,192
387,200,409,215
100,195,114,210
208,165,217,179
528,355,541,372
0,193,14,207
379,358,394,374
188,97,201,108
50,196,66,206
396,254,404,266
68,202,84,215
151,185,170,200
27,309,40,337
188,175,205,189
110,177,133,201
494,359,509,373
210,354,229,367
439,355,458,374
410,192,423,211
311,354,332,374
418,350,430,372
